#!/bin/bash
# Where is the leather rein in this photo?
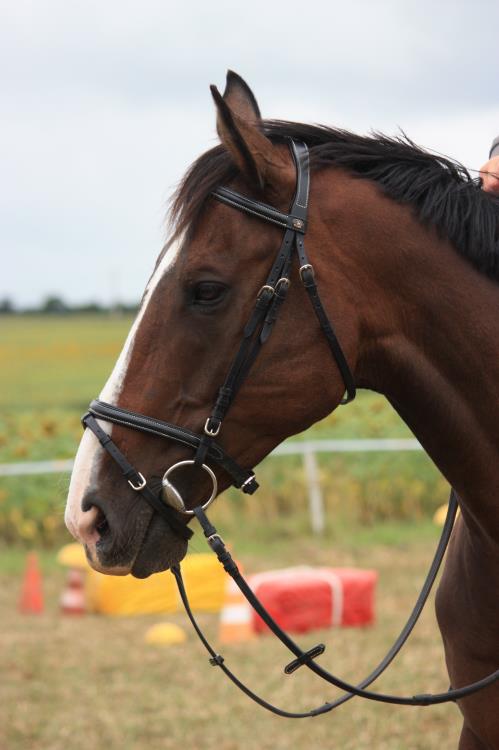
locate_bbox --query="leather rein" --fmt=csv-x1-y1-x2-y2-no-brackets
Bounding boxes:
82,139,499,715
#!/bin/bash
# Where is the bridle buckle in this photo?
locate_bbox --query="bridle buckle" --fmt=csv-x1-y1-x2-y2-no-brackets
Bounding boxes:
299,263,314,282
257,284,275,300
128,472,147,491
204,417,221,437
275,277,290,293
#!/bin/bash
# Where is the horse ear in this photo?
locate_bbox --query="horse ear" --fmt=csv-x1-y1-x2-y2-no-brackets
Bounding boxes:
220,70,262,122
210,71,289,191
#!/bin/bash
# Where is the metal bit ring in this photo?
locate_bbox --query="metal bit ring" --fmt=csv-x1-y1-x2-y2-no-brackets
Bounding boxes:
161,460,218,515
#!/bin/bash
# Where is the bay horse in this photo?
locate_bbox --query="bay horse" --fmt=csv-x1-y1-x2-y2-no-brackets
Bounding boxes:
65,72,499,748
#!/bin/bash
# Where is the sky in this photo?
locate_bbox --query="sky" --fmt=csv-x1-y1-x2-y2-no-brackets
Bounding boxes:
2,0,499,307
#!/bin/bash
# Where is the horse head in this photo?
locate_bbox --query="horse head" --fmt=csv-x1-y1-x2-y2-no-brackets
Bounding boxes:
65,72,357,577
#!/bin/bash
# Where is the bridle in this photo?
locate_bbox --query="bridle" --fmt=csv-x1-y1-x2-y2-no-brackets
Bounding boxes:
82,140,353,536
82,139,499,715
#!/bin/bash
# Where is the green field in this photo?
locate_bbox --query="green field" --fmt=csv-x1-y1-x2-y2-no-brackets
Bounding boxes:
1,315,142,544
0,314,449,546
0,315,460,748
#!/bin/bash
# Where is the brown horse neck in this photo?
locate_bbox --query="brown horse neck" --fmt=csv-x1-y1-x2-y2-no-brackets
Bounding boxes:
314,170,499,537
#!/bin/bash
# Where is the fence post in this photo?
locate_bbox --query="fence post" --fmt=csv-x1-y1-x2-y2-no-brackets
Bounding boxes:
303,448,325,535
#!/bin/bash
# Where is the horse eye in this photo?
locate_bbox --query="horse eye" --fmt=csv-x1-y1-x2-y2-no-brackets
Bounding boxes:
192,281,227,305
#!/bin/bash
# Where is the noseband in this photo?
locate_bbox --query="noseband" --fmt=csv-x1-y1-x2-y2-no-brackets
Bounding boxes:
81,139,499,715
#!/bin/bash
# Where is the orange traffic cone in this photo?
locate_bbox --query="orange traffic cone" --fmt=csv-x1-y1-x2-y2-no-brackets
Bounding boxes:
18,552,44,614
218,577,255,643
60,569,86,615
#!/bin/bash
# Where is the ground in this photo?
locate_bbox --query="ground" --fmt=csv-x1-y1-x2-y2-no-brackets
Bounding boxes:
1,528,460,750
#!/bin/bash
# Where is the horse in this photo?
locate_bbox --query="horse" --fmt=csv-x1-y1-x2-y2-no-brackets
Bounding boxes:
65,71,499,748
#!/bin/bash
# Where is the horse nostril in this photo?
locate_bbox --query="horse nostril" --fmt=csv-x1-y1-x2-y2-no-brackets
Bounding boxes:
77,504,110,546
95,510,110,537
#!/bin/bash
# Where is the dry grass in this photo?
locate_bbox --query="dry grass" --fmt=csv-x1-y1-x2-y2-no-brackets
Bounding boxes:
1,532,462,750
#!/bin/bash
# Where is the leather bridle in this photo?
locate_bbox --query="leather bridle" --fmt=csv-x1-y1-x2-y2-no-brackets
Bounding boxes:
82,140,354,536
82,139,499,715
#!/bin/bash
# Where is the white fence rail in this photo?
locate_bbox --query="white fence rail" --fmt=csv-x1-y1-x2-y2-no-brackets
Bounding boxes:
278,439,422,533
0,459,75,476
0,438,423,534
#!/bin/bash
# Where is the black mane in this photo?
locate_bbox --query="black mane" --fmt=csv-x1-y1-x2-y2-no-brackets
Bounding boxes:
171,120,499,280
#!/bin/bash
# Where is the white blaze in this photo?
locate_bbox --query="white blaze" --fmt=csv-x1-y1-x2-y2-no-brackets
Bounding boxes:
65,237,182,536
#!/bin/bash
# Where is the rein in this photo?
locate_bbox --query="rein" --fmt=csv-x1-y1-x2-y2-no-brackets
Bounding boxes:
82,138,499,714
171,493,499,715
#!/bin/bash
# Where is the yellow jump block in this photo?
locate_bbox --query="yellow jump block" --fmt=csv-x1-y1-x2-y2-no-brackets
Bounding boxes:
57,543,227,615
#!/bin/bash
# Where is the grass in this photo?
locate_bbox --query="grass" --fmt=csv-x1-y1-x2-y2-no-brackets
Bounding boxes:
0,314,132,412
0,527,461,750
